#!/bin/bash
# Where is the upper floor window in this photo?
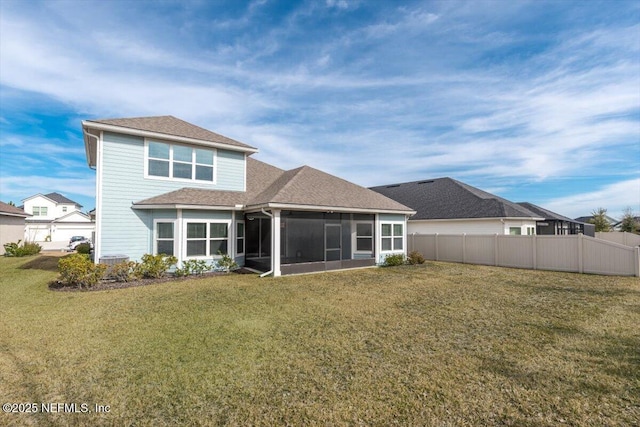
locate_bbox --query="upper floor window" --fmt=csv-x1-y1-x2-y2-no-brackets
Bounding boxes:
62,206,68,213
146,141,215,182
32,206,48,216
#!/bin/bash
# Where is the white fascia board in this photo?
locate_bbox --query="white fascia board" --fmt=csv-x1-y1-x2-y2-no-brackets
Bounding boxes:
0,212,30,218
82,121,259,154
21,193,56,204
410,216,545,222
133,204,245,211
246,203,416,215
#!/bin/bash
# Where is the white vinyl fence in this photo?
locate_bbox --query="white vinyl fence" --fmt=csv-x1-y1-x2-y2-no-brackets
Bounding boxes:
596,232,640,247
408,233,640,277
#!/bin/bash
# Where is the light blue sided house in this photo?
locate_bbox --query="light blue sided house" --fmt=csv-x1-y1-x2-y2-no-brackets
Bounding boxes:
82,116,414,276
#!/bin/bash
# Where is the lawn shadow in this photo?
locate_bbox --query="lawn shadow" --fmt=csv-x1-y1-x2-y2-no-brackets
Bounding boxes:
19,256,61,272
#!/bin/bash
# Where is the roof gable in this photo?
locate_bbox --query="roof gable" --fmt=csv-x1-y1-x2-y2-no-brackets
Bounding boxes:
85,116,257,151
22,192,80,207
135,160,413,213
370,177,542,220
248,165,414,212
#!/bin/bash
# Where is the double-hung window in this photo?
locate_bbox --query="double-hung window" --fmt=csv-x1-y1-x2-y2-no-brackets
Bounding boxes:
147,141,215,182
185,221,229,258
355,222,373,252
236,221,245,256
155,222,175,256
32,206,48,216
381,223,403,251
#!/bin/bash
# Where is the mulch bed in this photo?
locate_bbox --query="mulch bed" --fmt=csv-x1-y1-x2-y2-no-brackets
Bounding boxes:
49,268,258,292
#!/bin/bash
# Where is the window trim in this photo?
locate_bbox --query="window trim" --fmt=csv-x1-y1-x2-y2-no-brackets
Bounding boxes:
144,139,217,184
32,206,48,216
380,221,404,253
183,220,231,260
236,221,245,256
353,221,374,254
153,219,177,257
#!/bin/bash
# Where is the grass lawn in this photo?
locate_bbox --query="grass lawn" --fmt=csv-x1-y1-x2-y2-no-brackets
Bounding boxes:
0,255,638,426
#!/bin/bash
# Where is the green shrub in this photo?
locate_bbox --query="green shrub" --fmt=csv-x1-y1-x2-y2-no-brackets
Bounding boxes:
383,253,405,267
107,261,137,282
407,250,426,265
134,254,178,279
214,252,238,273
76,243,92,254
174,259,211,277
58,254,107,288
3,240,42,257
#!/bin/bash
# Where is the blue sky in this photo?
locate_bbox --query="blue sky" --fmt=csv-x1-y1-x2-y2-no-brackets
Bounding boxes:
0,0,638,219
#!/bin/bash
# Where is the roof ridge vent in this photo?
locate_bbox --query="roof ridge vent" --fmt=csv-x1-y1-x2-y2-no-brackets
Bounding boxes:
386,184,400,188
418,180,434,184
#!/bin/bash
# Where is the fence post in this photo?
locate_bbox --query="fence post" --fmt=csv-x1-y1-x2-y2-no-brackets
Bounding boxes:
435,233,439,261
462,233,466,264
494,233,499,266
532,234,537,270
578,233,584,274
635,246,640,277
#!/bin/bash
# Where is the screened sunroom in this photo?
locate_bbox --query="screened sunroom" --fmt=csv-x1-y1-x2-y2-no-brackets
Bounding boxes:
245,211,377,275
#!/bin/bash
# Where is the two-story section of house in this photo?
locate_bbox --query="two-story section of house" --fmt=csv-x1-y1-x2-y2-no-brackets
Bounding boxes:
21,192,94,243
83,116,414,276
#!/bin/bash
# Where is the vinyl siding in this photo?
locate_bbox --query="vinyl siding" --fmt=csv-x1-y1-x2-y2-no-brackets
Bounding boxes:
99,132,245,261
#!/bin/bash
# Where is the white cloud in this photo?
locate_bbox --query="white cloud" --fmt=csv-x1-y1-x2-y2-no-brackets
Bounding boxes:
542,178,640,220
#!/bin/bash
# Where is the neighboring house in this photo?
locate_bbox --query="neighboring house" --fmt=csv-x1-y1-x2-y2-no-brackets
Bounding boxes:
0,201,30,255
370,177,544,235
517,202,595,237
574,215,619,231
21,192,95,243
82,116,414,276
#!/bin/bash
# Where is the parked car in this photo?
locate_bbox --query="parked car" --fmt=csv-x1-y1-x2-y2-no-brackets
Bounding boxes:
68,236,92,251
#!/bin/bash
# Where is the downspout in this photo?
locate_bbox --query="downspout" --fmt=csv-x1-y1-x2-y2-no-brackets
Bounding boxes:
259,208,273,278
83,129,99,170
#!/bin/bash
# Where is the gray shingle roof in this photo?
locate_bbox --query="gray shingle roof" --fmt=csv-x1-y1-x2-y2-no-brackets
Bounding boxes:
44,192,81,207
370,177,542,220
86,116,256,151
134,158,283,207
0,201,29,217
135,159,414,213
247,165,413,212
516,202,579,223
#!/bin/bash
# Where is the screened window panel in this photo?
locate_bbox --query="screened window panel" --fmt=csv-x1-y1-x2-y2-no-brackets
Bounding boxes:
195,165,213,181
236,239,244,254
382,238,392,251
149,160,170,177
149,142,169,159
187,240,207,256
210,240,228,255
173,145,192,162
393,237,403,250
382,224,392,236
393,224,403,236
237,223,245,238
357,223,373,237
157,240,174,256
157,223,173,239
187,223,206,238
356,238,372,251
173,162,192,179
210,223,228,238
195,148,213,165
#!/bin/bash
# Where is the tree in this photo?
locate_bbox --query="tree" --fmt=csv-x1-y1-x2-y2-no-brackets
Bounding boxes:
590,207,611,232
619,207,639,233
8,201,15,206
